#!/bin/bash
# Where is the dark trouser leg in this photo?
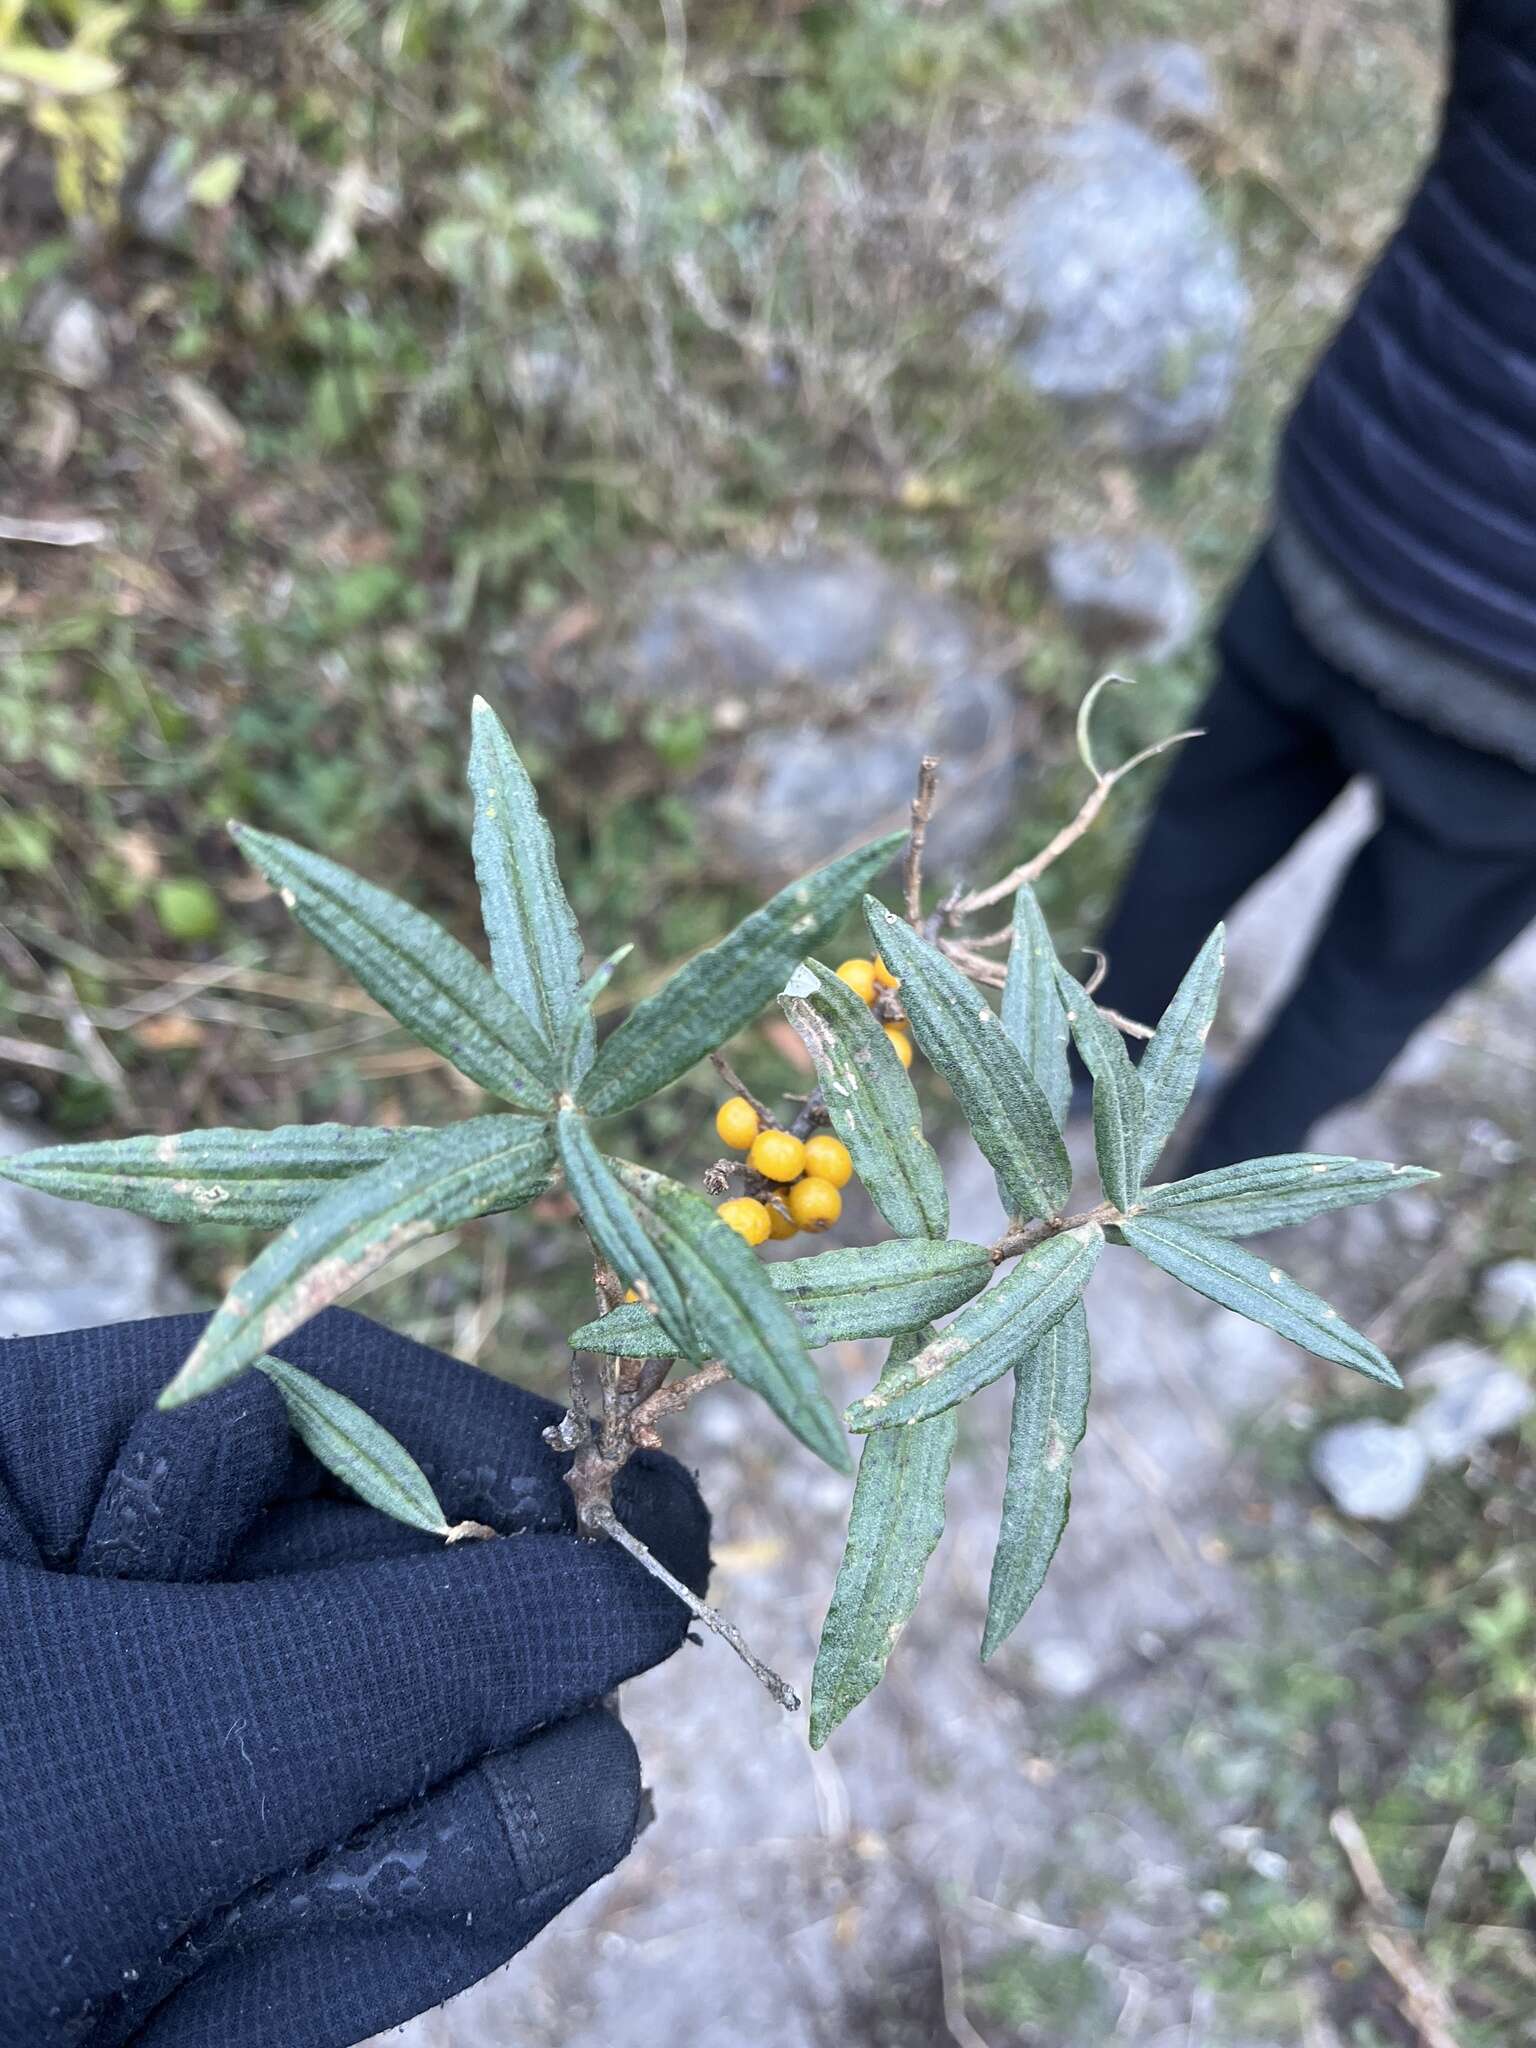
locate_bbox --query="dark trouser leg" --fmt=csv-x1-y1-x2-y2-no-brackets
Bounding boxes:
1093,566,1349,1036
1189,754,1536,1172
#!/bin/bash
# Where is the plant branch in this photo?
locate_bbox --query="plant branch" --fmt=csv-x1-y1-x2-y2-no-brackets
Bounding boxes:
989,1200,1118,1266
708,1050,777,1128
585,1501,801,1712
948,723,1203,917
628,1360,731,1437
903,756,940,926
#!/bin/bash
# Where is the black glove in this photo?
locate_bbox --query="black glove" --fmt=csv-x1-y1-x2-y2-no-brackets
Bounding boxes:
0,1308,709,2048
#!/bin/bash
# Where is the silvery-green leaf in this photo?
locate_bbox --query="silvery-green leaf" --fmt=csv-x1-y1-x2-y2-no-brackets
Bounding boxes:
554,1111,697,1356
569,1299,681,1359
578,832,904,1117
159,1116,556,1407
233,824,553,1109
1117,1215,1401,1387
0,1123,425,1230
256,1354,449,1535
780,959,948,1241
612,1159,850,1472
1056,964,1144,1213
769,1236,993,1344
809,1328,956,1747
1001,883,1070,1131
561,944,632,1085
1136,926,1224,1174
1135,1154,1437,1237
847,1224,1103,1431
571,1237,991,1356
866,899,1070,1225
981,1300,1090,1660
468,696,591,1075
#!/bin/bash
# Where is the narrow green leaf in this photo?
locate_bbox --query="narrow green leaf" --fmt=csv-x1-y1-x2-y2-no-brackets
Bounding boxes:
1056,964,1144,1212
810,1329,956,1747
255,1354,449,1535
233,824,553,1110
1136,926,1224,1175
554,1111,697,1355
561,943,632,1085
780,959,948,1241
866,900,1070,1224
1001,883,1070,1131
981,1300,1090,1660
159,1116,556,1407
847,1224,1103,1431
577,831,905,1117
612,1159,851,1472
569,1236,993,1355
468,696,591,1074
1117,1215,1402,1387
0,1123,425,1230
768,1237,994,1344
1136,1154,1438,1237
568,1300,682,1359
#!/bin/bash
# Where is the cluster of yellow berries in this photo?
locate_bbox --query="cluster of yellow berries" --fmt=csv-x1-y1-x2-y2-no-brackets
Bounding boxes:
833,955,914,1069
712,1096,854,1246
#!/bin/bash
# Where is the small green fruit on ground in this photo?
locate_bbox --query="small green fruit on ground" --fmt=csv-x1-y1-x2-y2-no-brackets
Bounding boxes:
154,878,222,943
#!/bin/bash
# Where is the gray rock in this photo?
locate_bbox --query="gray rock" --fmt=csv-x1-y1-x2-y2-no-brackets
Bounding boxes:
1476,1257,1536,1336
1044,532,1198,659
1091,40,1221,134
1310,1418,1428,1521
610,549,1021,881
0,1121,182,1338
1029,1635,1103,1699
1407,1343,1533,1466
41,292,112,391
131,139,193,248
994,118,1248,457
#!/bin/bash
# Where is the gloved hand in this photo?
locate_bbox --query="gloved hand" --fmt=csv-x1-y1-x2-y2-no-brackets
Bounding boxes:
0,1308,710,2048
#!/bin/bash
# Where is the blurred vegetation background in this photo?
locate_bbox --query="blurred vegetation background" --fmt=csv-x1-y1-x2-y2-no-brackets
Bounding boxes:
6,6,1536,2042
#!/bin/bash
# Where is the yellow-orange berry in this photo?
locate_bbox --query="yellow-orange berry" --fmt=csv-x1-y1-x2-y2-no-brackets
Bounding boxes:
718,1197,772,1247
765,1198,798,1241
803,1133,853,1188
748,1128,806,1182
787,1175,842,1231
714,1095,761,1150
884,1023,915,1069
835,957,879,1003
623,1287,641,1303
872,955,900,990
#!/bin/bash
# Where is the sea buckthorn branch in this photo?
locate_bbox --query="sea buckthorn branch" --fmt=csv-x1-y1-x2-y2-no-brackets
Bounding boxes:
2,694,1428,1735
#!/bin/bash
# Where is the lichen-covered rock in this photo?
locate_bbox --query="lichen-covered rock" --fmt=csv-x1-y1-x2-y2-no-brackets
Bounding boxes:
1044,532,1198,659
608,549,1023,881
994,118,1248,457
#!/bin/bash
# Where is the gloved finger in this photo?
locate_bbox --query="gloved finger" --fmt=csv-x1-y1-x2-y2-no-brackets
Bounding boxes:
230,1441,707,1589
76,1372,292,1582
115,1710,643,2048
14,1478,707,1988
263,1307,578,1533
0,1314,293,1575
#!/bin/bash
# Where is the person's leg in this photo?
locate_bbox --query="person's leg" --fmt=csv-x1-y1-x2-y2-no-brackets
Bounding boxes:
1093,553,1350,1034
1188,716,1536,1171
